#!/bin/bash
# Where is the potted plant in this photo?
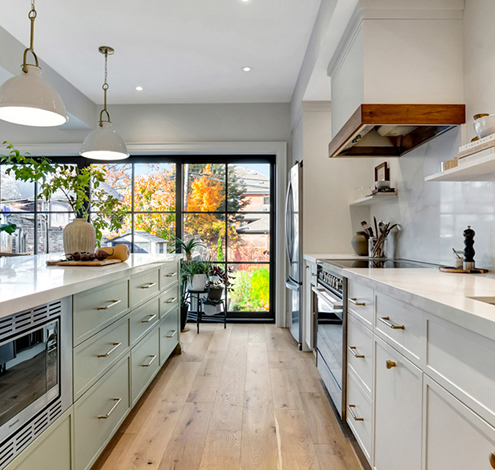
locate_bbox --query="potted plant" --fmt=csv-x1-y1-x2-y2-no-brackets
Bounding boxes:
175,237,203,261
183,259,210,291
206,264,234,301
1,142,126,253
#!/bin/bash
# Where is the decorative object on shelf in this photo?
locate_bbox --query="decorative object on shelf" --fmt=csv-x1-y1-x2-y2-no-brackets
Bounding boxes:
441,159,458,171
361,217,397,259
1,142,127,252
473,113,495,139
206,264,234,300
0,1,68,127
351,231,368,256
375,162,390,183
80,46,129,161
463,225,476,271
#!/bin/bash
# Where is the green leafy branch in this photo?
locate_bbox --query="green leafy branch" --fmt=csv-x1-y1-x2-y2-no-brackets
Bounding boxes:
1,142,127,246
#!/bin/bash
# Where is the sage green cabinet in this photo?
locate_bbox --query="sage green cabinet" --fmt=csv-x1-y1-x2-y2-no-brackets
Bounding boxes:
4,408,74,470
130,297,160,346
160,262,179,291
160,308,179,365
131,328,160,405
130,268,159,308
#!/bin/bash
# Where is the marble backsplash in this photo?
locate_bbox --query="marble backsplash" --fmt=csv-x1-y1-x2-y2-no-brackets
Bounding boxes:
370,128,495,270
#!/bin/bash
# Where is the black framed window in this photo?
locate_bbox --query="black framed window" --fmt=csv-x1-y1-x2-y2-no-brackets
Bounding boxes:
0,155,275,321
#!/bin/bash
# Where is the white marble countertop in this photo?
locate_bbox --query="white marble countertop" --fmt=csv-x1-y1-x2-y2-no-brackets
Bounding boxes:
343,267,495,342
303,253,366,264
0,253,182,318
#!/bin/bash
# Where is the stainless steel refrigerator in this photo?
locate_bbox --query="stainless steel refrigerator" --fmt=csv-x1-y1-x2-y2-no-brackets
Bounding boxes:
285,161,303,349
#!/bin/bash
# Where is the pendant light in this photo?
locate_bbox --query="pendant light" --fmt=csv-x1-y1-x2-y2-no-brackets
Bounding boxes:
0,0,68,127
81,46,129,161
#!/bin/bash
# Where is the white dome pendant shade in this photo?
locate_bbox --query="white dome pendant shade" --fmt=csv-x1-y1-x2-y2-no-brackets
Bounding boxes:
81,46,129,161
81,121,129,160
0,2,68,127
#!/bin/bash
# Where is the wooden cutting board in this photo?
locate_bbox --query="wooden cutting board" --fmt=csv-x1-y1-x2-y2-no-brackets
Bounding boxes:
439,266,489,274
48,259,123,267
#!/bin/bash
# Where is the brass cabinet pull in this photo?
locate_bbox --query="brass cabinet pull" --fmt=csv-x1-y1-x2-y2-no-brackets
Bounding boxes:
166,330,177,338
142,355,157,367
348,346,365,358
97,342,122,358
379,316,405,330
141,282,157,289
98,398,122,419
489,452,495,468
349,298,366,306
164,272,177,278
348,405,364,421
386,360,397,369
142,314,157,323
96,299,122,310
164,297,177,304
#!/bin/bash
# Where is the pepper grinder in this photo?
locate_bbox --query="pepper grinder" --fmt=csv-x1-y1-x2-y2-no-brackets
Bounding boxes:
463,226,475,271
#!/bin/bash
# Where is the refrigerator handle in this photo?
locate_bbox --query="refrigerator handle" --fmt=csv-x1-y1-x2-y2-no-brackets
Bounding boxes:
285,180,293,264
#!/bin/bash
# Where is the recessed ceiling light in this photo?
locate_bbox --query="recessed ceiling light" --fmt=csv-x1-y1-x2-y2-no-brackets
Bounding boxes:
241,0,250,2
135,86,143,91
242,67,252,72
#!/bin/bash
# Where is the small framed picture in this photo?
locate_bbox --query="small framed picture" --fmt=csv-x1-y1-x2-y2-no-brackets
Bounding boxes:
375,162,390,182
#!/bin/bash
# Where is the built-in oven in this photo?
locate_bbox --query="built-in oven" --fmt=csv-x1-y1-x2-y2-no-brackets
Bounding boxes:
313,262,347,419
0,297,72,469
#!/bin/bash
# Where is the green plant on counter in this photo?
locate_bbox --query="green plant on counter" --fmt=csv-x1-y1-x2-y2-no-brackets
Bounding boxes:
0,142,127,246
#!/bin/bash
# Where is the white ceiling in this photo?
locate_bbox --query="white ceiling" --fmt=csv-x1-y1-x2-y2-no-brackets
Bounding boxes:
0,0,321,105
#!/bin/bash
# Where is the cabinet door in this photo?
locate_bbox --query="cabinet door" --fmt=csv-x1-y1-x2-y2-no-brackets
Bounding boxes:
374,337,423,470
424,376,495,470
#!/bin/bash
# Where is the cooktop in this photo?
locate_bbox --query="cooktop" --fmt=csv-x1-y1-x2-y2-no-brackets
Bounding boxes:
321,259,438,269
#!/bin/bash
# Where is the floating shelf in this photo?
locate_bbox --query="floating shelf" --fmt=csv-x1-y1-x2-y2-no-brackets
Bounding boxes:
425,153,495,182
350,192,398,207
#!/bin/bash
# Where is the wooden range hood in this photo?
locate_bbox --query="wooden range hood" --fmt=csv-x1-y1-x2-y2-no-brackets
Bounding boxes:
328,104,466,158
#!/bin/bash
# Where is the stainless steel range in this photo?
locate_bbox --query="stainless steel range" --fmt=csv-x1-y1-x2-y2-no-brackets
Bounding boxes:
313,258,436,420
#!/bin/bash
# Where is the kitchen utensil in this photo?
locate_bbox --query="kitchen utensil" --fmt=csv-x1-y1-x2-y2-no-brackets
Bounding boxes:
452,248,463,269
361,221,373,238
463,226,475,270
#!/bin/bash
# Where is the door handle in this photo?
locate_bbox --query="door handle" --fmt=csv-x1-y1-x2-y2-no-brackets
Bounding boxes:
97,299,122,310
379,316,405,330
97,342,122,358
348,346,365,359
142,314,157,323
386,360,397,369
98,398,122,419
142,355,157,367
166,330,177,338
348,405,364,421
141,282,157,289
349,298,365,306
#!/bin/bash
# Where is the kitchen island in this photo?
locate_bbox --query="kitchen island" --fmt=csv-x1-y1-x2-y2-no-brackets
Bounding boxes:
0,253,182,470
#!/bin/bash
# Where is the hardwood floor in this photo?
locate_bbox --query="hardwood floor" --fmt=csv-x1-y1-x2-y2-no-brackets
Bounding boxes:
93,324,363,470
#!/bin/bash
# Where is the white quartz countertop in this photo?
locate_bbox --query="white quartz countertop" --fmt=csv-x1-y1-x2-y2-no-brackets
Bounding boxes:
303,253,366,264
0,253,182,318
342,266,495,342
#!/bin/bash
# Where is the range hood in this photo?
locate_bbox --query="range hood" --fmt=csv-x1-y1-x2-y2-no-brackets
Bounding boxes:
328,104,466,158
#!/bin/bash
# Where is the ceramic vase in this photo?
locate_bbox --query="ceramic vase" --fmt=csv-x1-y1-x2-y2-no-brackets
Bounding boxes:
63,217,96,255
351,231,368,256
191,274,206,291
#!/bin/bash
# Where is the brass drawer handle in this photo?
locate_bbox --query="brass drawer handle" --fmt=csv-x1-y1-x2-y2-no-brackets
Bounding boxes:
141,282,157,289
379,316,405,330
98,398,122,419
142,314,157,323
97,342,122,358
164,297,177,304
164,272,177,278
349,298,366,306
96,299,122,310
348,346,365,359
166,330,177,338
489,452,495,468
142,355,157,367
386,360,397,369
348,404,364,421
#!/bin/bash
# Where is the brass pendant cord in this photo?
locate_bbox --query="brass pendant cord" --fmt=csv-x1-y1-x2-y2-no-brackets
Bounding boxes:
22,0,39,72
99,48,112,127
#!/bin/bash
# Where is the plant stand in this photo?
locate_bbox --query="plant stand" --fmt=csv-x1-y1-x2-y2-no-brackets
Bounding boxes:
186,288,226,334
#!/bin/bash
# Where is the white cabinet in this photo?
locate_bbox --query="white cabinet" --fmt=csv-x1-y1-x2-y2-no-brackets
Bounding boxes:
374,337,423,470
303,259,317,351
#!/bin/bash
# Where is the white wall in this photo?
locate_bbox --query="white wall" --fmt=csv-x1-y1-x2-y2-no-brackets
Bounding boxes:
362,0,495,270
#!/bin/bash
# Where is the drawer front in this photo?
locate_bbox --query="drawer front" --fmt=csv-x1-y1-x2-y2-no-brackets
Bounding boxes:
346,371,373,464
131,328,160,405
375,292,425,365
74,356,130,470
426,314,495,426
160,308,179,365
348,281,373,328
424,375,495,470
73,314,130,401
130,297,160,346
130,268,159,308
160,283,179,318
347,313,373,396
160,262,179,291
73,279,129,345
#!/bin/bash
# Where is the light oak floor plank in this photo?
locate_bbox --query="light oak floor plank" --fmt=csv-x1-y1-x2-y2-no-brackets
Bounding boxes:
95,324,361,470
